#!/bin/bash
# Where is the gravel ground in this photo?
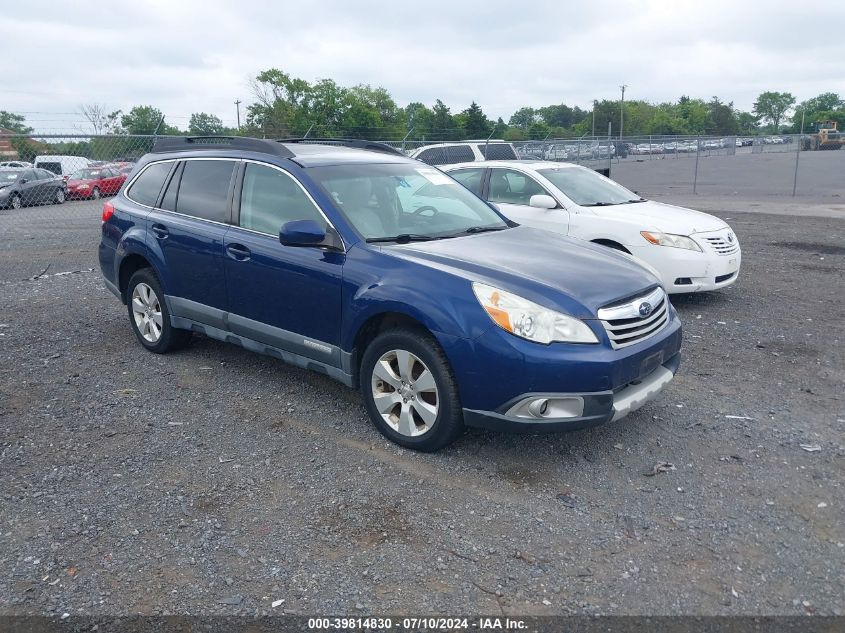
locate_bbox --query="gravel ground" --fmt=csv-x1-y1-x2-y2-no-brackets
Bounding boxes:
0,197,843,617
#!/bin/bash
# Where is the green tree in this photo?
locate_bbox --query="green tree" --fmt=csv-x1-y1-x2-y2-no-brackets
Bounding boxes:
460,102,491,139
188,112,225,135
0,111,32,134
752,91,795,131
121,106,176,135
431,99,454,136
246,69,314,136
404,102,434,137
736,111,760,135
508,107,536,130
791,92,844,130
707,97,739,135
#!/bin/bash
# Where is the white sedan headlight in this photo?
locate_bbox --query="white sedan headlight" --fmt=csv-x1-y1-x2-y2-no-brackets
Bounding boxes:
640,231,702,252
472,283,598,344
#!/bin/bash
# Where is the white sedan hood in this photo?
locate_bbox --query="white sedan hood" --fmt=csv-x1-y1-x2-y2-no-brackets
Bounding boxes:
595,200,727,235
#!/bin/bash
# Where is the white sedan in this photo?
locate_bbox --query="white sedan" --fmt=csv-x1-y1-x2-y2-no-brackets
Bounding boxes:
441,161,741,293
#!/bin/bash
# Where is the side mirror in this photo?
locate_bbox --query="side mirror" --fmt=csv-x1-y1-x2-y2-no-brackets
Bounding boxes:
529,194,557,209
279,219,343,251
279,219,326,246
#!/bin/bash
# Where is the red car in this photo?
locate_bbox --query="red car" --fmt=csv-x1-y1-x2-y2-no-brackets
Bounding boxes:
66,166,127,200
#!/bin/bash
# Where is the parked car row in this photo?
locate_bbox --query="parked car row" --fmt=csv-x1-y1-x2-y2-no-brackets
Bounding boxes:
97,135,746,451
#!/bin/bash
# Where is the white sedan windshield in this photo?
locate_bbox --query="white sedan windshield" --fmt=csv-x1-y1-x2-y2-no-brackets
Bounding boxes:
539,167,642,207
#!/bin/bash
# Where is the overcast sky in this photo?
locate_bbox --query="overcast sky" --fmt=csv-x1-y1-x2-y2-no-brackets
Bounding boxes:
3,0,843,132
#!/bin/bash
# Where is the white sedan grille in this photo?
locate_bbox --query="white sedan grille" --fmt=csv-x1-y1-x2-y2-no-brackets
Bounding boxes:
702,233,739,256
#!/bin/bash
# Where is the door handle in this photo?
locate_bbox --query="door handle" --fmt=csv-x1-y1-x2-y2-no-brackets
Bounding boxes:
226,243,251,261
151,223,169,239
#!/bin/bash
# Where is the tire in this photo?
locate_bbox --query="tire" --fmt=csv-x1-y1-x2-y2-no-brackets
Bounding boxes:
55,188,65,204
10,194,21,210
92,187,101,200
360,328,464,452
125,268,191,353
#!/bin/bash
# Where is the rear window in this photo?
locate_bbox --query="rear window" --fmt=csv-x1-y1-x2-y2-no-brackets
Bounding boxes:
476,143,517,160
175,160,236,223
126,162,173,207
37,162,62,175
416,145,475,166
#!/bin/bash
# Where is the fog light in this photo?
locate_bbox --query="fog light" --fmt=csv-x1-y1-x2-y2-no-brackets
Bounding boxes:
506,396,585,420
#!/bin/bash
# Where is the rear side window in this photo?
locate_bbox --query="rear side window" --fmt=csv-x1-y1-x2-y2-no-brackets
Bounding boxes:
127,162,173,207
239,163,325,235
176,160,236,223
476,143,517,160
449,168,485,196
488,168,550,206
37,162,62,175
416,145,475,166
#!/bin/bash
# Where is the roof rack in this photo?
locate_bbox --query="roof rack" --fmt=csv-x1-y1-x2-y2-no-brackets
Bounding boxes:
151,136,295,158
278,138,404,156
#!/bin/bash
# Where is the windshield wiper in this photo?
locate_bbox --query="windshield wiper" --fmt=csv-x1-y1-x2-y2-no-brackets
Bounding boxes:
581,201,619,207
463,225,509,234
624,198,647,203
366,234,438,244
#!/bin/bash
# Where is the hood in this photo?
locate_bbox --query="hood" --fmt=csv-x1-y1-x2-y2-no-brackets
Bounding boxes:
67,179,93,186
594,200,727,235
384,226,660,318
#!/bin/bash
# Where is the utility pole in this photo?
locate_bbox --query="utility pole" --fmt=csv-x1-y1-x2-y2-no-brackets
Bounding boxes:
234,100,242,130
619,85,627,140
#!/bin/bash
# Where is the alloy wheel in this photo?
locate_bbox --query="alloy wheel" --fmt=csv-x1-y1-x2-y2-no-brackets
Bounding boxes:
131,282,163,343
371,349,439,437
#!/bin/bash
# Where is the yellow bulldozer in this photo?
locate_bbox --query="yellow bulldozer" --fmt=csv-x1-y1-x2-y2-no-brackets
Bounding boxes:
801,120,844,150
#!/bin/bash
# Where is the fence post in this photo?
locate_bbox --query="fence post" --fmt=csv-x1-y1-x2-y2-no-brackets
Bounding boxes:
792,112,805,197
607,122,612,174
693,137,700,194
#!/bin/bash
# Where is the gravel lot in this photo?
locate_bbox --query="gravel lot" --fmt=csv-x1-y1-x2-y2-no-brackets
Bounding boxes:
1,192,843,617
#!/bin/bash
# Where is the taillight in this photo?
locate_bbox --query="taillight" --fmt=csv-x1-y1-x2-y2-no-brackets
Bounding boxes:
102,201,115,223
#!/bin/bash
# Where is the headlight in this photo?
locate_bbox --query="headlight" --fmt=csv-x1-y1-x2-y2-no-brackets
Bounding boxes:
640,231,702,252
472,283,598,344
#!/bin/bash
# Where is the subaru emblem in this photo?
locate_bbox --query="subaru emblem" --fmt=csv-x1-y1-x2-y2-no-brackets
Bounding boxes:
638,302,653,317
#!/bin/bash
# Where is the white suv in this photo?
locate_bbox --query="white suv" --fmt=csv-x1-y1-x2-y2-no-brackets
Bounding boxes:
409,141,519,166
442,160,741,294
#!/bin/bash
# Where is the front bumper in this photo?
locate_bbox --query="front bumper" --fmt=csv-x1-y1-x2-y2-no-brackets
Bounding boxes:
630,242,741,294
462,352,680,432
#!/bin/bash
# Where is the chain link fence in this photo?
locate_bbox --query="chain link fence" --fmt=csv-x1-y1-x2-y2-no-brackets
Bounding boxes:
0,130,841,212
0,130,842,285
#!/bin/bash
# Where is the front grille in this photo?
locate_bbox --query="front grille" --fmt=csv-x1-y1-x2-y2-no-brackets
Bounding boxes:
597,287,670,349
702,234,739,255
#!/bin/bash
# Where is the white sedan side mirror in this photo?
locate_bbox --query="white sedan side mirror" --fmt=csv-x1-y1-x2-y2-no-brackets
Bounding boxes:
529,194,557,209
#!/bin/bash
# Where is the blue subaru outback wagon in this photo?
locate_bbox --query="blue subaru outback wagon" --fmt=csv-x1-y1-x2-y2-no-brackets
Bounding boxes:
99,137,682,451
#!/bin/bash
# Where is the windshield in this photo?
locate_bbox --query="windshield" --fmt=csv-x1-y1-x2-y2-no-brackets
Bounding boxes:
309,163,508,241
0,171,21,183
71,169,103,180
538,166,642,206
